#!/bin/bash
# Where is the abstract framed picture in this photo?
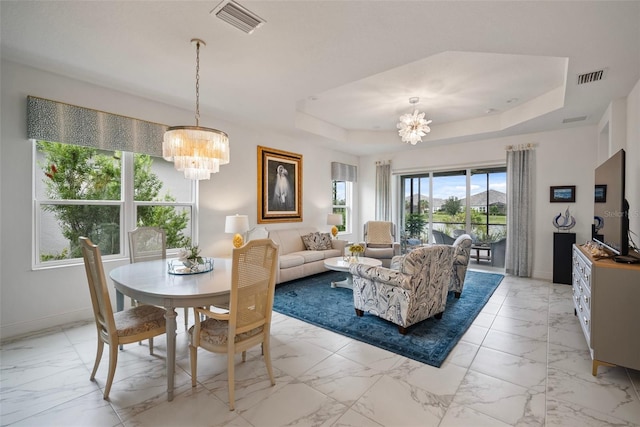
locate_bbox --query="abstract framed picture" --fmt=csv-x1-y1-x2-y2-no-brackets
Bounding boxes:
257,146,303,223
550,185,576,203
594,184,607,203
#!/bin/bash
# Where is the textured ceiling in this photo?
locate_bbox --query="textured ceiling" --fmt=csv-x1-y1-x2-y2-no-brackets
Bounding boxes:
1,1,639,155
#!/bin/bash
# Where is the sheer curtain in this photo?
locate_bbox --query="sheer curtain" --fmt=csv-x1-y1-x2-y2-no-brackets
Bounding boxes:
506,145,535,277
375,161,391,221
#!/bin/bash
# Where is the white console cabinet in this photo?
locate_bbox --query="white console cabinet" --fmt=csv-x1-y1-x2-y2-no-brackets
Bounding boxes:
572,244,640,375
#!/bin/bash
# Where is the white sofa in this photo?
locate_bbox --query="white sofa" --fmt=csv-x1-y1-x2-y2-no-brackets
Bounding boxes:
267,227,347,284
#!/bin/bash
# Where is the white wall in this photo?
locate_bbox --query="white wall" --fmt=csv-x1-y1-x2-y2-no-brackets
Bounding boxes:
626,79,640,244
358,126,599,280
2,58,637,340
0,60,357,339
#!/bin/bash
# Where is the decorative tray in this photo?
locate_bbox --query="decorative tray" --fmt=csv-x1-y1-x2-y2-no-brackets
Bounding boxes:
167,258,214,275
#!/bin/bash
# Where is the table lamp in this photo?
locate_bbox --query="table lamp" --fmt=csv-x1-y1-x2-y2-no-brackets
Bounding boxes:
326,213,343,239
225,214,249,248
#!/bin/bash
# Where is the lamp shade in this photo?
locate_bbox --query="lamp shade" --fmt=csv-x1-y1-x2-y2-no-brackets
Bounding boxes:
225,214,249,234
327,213,343,226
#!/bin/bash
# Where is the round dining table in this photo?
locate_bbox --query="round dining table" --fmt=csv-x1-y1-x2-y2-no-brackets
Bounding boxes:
109,257,232,401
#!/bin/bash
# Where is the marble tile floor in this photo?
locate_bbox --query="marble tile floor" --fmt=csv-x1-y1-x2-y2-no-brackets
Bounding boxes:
2,272,640,427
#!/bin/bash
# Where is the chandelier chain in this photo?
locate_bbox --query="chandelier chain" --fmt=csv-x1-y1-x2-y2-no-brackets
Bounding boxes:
195,40,201,127
162,37,230,180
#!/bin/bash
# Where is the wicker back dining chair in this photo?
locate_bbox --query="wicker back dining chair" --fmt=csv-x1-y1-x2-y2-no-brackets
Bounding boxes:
188,238,279,410
128,226,166,263
80,236,166,400
128,227,189,328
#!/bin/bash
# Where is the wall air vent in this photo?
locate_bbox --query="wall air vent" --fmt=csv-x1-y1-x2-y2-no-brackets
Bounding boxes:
211,0,265,34
562,116,588,124
577,69,607,85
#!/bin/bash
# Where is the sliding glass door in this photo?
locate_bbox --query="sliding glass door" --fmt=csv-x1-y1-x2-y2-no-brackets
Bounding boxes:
400,166,507,251
432,170,467,239
469,168,507,242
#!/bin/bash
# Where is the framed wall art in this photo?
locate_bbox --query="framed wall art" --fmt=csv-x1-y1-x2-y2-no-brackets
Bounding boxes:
549,185,576,203
257,146,303,223
594,184,607,203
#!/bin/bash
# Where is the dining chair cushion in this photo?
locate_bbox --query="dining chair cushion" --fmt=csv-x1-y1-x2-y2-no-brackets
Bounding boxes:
190,318,264,346
113,305,167,337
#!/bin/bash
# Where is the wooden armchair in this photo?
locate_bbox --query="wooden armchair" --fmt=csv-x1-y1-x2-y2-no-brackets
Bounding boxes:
188,238,279,410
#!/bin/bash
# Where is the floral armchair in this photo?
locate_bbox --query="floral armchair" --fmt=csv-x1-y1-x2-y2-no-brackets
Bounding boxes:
450,234,472,298
349,245,455,334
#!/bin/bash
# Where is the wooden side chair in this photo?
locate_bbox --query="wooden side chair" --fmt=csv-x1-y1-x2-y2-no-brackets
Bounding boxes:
188,238,279,410
79,236,166,400
128,227,189,329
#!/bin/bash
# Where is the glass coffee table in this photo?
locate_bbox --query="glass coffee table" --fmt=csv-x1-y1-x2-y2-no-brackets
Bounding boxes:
323,256,382,289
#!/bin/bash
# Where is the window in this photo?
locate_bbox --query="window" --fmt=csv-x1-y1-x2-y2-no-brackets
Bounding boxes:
400,166,506,247
332,180,352,234
34,141,197,267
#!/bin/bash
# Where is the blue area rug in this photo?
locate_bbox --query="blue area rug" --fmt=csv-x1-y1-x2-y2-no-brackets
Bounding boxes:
273,270,504,367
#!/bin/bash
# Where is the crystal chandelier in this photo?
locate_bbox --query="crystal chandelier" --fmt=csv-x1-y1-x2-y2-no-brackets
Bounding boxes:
163,38,229,180
396,97,432,145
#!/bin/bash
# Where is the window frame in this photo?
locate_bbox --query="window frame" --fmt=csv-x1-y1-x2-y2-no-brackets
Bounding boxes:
331,179,352,235
32,142,198,269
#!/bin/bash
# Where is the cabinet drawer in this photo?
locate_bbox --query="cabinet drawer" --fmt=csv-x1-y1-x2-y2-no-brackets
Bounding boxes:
573,257,591,290
576,297,591,344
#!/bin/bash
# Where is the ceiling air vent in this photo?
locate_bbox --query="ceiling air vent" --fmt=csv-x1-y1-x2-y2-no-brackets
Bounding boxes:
211,0,265,34
562,116,588,124
577,69,607,85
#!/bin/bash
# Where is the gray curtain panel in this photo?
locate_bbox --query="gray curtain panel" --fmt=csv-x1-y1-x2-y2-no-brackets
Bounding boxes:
506,148,535,277
375,162,391,221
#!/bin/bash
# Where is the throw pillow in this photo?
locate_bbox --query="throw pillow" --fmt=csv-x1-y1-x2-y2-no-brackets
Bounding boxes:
302,232,333,250
318,232,333,250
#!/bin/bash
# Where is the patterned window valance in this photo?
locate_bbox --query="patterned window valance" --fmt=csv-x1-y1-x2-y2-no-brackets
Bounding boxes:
331,162,357,182
26,96,167,157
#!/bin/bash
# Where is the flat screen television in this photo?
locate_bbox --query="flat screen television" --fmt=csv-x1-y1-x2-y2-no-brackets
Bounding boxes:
593,149,629,257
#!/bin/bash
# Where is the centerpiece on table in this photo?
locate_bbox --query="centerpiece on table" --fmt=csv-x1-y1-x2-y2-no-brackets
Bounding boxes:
178,240,204,271
348,243,364,263
169,239,213,274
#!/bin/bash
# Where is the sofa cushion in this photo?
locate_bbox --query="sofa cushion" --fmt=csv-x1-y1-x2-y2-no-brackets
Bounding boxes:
366,243,391,248
269,228,314,254
289,250,325,263
321,248,342,258
364,247,396,258
279,254,305,269
301,232,332,250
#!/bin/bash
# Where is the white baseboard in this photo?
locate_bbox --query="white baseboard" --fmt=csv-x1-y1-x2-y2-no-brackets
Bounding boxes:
0,308,93,342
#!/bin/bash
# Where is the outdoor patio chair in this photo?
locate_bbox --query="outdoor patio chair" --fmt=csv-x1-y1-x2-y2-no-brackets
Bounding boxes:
431,229,456,245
